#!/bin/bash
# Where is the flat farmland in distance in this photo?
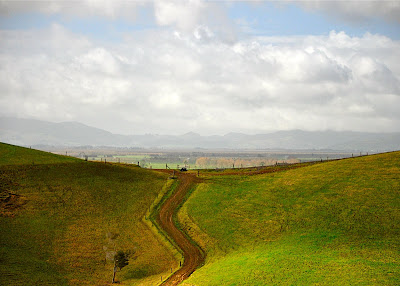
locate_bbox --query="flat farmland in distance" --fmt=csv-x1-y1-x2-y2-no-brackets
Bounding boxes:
44,146,356,170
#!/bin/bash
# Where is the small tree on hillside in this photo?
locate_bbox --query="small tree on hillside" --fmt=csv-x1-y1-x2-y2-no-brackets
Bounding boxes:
112,250,131,283
104,232,135,283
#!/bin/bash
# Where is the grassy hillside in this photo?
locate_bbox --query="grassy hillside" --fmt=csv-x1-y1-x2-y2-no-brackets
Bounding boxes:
0,142,79,165
180,152,400,285
0,143,177,285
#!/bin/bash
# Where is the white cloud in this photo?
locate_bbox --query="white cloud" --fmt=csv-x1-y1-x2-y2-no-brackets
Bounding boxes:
76,47,121,75
0,0,144,19
153,0,237,42
154,0,206,31
296,0,400,23
0,0,238,43
2,0,399,24
1,23,400,134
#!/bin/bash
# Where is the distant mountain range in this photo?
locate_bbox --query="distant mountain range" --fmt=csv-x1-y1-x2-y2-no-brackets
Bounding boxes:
1,117,400,151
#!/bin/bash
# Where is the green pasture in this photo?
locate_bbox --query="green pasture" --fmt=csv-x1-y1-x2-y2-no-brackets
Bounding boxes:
181,152,400,285
0,143,177,285
89,155,149,164
0,142,79,165
3,141,399,285
90,155,183,169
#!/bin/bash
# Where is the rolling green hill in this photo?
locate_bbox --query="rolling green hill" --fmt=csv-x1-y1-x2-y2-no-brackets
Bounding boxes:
180,152,400,285
3,142,399,285
0,142,79,165
0,143,177,285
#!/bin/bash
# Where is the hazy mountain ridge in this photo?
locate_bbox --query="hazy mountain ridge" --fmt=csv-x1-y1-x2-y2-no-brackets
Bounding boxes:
1,117,399,151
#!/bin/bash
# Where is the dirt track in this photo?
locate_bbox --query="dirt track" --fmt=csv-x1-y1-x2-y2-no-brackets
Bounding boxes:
156,172,204,286
154,163,315,285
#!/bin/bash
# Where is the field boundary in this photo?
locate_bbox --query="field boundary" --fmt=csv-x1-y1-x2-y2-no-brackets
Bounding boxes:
193,151,399,177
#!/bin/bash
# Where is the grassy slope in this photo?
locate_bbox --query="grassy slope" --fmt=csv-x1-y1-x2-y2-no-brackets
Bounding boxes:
181,152,400,285
0,143,177,285
0,142,79,165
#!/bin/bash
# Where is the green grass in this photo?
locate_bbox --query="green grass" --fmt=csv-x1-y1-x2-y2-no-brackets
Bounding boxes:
90,155,182,169
0,143,177,285
3,142,399,285
0,142,80,165
181,152,400,285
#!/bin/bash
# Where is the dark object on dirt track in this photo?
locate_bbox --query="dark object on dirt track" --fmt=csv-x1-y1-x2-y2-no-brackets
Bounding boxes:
180,167,187,172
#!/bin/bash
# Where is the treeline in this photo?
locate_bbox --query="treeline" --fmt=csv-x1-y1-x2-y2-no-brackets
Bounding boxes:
195,157,300,168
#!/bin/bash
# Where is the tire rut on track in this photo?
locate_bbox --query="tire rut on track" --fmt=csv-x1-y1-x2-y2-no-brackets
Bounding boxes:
156,172,204,286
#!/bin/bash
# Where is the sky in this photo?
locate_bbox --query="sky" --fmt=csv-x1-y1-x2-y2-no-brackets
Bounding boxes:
0,0,400,135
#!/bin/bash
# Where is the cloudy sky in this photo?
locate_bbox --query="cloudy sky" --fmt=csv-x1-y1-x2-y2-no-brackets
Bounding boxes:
1,1,399,135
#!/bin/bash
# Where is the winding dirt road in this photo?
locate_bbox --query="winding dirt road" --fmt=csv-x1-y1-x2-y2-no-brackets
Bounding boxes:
154,163,316,285
156,172,204,286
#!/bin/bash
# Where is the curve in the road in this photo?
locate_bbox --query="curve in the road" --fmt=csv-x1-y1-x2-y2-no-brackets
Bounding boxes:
156,173,204,286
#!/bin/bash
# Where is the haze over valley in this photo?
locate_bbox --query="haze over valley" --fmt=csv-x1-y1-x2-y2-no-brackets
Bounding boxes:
1,117,399,152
